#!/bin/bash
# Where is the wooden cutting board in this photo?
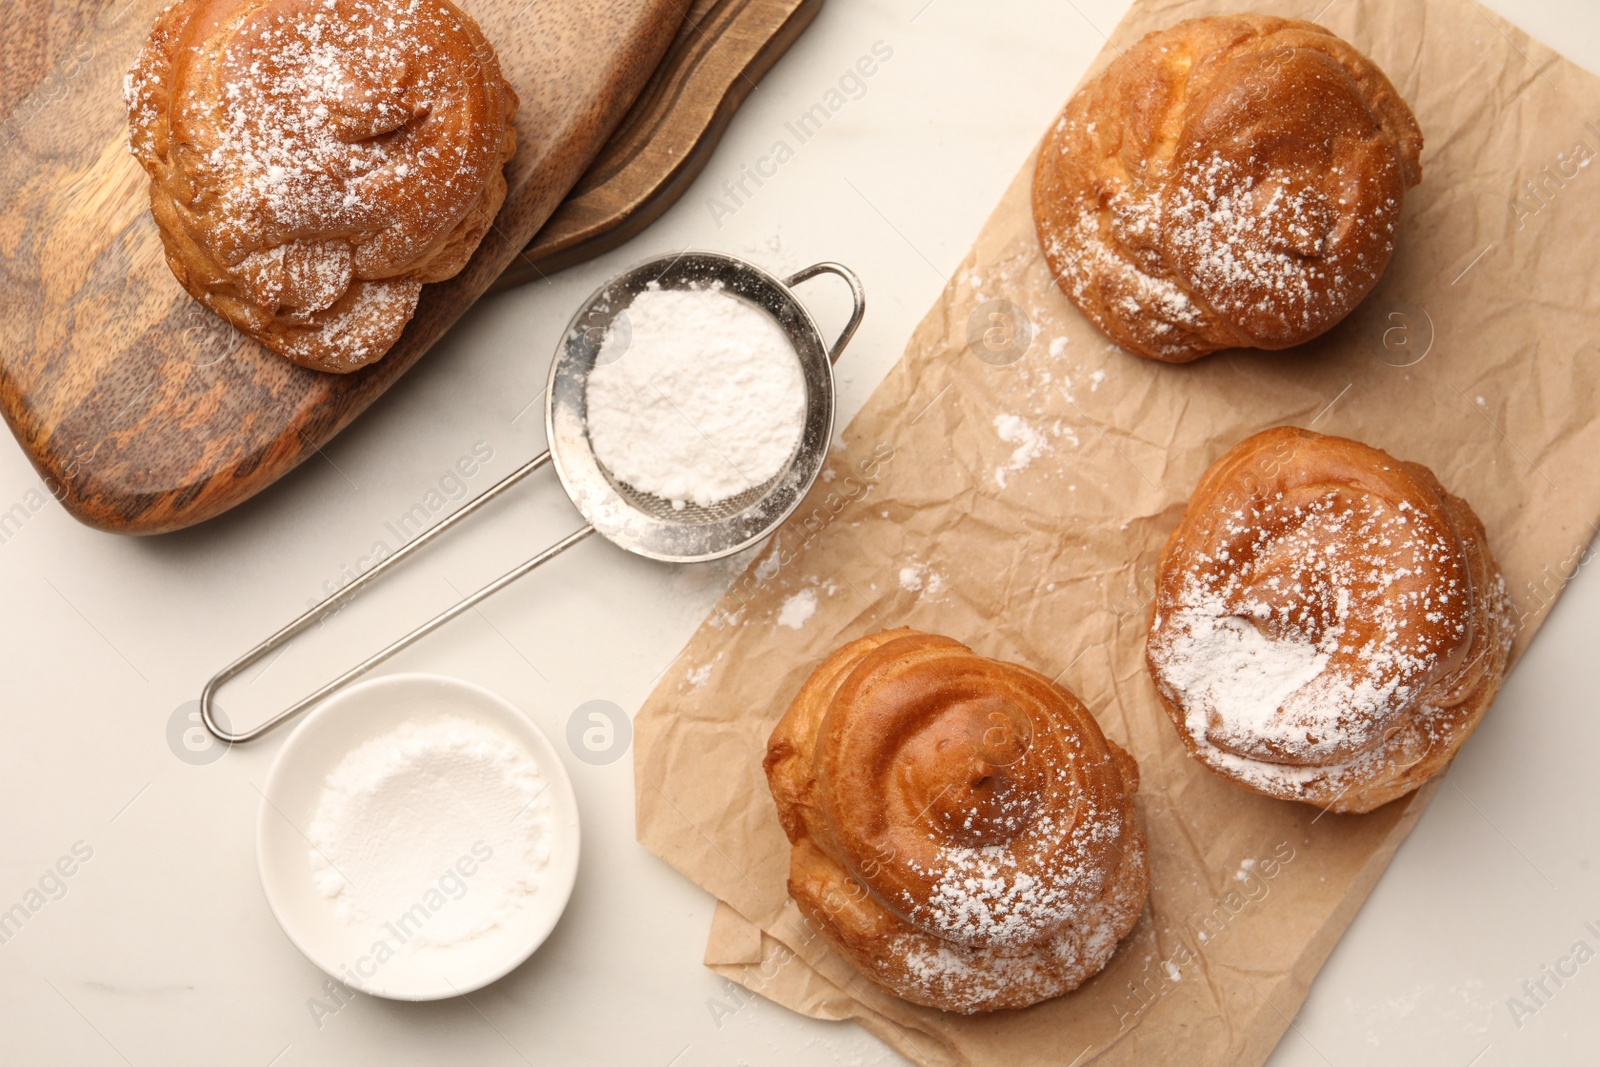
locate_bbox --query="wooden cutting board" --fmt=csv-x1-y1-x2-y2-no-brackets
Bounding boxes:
0,0,684,534
499,0,824,285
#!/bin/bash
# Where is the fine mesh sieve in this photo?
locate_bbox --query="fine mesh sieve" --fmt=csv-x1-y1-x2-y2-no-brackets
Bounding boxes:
201,251,865,743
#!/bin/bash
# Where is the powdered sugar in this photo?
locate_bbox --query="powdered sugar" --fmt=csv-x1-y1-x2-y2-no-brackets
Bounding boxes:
585,285,805,509
1156,595,1335,750
992,414,1051,487
306,717,552,947
1158,152,1384,335
888,847,1141,1013
205,0,463,235
278,278,422,370
919,826,1103,947
1039,80,1409,361
773,632,1149,1012
1045,204,1206,358
1148,481,1491,796
776,588,817,630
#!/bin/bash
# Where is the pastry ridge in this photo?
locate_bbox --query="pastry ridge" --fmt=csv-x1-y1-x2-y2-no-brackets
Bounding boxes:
765,628,1149,1013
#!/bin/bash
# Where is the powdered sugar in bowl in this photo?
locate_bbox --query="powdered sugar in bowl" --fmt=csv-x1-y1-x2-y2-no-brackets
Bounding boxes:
256,674,580,1001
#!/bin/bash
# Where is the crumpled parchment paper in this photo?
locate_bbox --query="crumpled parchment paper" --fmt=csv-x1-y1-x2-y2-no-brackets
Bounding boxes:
633,0,1600,1062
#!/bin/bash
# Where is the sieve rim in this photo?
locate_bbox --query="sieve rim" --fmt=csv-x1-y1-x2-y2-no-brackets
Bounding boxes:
543,249,850,564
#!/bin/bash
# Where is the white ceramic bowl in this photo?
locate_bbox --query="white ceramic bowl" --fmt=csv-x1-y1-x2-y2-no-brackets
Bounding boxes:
256,673,581,1000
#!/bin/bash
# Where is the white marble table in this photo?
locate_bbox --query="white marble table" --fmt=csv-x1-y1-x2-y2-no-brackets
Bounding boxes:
2,1,1596,1064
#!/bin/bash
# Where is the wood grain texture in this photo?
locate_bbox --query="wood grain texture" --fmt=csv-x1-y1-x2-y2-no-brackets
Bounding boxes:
0,0,684,534
498,0,825,285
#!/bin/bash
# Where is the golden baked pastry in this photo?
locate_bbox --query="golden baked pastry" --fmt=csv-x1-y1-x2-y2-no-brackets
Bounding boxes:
765,628,1149,1013
1033,15,1423,363
1146,428,1514,813
124,0,519,373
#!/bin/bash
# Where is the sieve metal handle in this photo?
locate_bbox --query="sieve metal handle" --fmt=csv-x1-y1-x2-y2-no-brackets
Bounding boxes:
199,450,595,744
783,262,866,365
203,259,865,745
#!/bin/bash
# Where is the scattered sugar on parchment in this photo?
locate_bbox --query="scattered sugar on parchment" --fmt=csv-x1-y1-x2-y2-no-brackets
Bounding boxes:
1048,336,1070,358
897,564,947,598
686,664,713,686
777,589,817,630
1090,370,1106,391
993,414,1050,487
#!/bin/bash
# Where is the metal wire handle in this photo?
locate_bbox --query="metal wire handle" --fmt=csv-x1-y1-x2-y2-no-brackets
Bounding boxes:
199,452,595,744
787,261,865,362
200,262,864,744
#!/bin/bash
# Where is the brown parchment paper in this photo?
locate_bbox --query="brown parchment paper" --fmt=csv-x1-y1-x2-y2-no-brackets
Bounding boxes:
634,0,1600,1063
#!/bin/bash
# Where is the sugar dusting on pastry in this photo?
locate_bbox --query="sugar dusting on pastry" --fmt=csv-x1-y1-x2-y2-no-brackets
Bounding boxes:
1032,15,1424,363
1158,153,1388,336
1146,429,1515,812
763,629,1150,1013
914,806,1119,946
1042,206,1206,360
894,888,1134,1013
1150,493,1464,764
124,0,518,372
